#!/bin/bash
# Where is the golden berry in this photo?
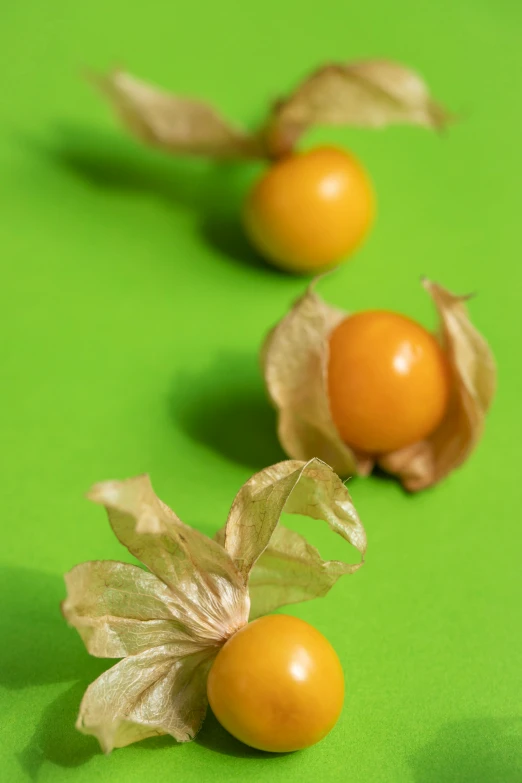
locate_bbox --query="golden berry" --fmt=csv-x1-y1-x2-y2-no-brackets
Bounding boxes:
207,614,344,752
328,310,451,453
243,146,374,273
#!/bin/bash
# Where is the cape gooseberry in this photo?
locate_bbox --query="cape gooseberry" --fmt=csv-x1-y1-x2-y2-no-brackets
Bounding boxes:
207,614,344,752
243,146,374,274
328,310,451,454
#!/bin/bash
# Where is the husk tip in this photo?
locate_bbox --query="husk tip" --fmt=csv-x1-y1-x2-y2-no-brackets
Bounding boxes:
86,480,119,506
59,596,69,622
84,65,126,97
86,473,150,507
431,101,456,132
75,712,113,755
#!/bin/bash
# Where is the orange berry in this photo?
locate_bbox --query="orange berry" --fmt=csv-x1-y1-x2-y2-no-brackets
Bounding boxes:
207,614,344,752
328,310,451,454
243,146,374,273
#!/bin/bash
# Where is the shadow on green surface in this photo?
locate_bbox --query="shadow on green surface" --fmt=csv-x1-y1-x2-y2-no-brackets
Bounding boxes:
1,567,108,776
171,353,286,471
121,710,285,759
410,718,522,783
196,709,289,759
21,125,269,271
370,464,409,490
18,681,101,780
0,566,107,690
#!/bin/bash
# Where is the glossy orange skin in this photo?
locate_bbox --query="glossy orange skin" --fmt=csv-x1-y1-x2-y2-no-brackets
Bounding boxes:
207,614,344,752
328,310,451,454
243,146,374,273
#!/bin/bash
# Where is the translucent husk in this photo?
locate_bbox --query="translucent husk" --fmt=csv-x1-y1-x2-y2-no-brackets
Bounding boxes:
92,59,450,160
62,459,366,752
263,60,451,158
91,70,264,159
261,280,496,491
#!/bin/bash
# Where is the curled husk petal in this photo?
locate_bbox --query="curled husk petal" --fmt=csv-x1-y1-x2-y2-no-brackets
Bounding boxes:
92,70,263,159
222,458,366,619
264,59,451,157
223,457,366,581
64,462,366,752
379,279,496,490
86,474,249,640
77,645,215,752
262,281,496,491
261,286,368,477
62,560,202,657
248,524,362,620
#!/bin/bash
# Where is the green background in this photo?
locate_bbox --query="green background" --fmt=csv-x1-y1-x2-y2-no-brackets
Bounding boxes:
1,1,521,781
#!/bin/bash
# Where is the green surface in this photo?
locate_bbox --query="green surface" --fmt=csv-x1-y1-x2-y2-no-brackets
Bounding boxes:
1,1,521,781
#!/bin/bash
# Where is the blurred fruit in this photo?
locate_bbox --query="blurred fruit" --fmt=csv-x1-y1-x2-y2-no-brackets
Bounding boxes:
243,146,374,273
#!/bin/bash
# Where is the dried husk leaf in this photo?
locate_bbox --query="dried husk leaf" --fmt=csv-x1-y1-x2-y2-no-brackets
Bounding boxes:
265,59,451,157
379,279,496,490
93,69,263,159
65,462,366,752
86,475,249,640
247,525,351,620
76,645,215,752
262,281,495,491
218,458,366,617
262,286,370,478
63,560,208,657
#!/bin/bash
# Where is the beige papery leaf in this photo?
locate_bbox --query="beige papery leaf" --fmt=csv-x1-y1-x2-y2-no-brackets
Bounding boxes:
264,59,451,157
63,460,365,752
262,281,496,491
219,459,366,619
379,280,496,490
92,69,263,159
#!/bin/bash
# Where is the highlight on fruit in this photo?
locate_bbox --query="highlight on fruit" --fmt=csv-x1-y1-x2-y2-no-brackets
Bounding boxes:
62,459,366,753
92,60,451,273
261,279,496,491
207,614,346,752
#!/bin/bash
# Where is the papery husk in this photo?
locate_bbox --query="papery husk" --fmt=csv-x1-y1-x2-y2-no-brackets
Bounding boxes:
379,280,496,490
264,60,451,158
76,645,216,752
92,70,263,159
63,474,249,751
261,285,373,478
63,460,366,752
248,525,361,620
262,281,496,491
93,60,449,161
219,458,366,618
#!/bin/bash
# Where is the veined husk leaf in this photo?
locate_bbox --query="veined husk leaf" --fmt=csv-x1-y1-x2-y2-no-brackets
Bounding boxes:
218,458,366,618
76,645,216,752
262,281,496,491
264,59,451,157
92,70,263,159
248,524,362,620
63,460,366,752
